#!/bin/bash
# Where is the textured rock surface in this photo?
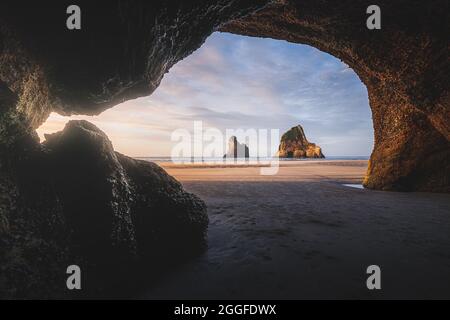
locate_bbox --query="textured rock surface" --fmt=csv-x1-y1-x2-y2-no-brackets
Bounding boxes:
0,0,269,125
278,125,324,159
43,121,139,263
0,140,73,299
221,0,450,192
0,0,449,299
0,120,208,298
118,154,208,260
223,136,250,159
0,1,448,191
0,169,72,299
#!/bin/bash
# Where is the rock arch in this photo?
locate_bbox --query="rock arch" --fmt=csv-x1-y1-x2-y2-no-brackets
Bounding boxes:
1,0,448,192
0,0,449,299
221,1,450,192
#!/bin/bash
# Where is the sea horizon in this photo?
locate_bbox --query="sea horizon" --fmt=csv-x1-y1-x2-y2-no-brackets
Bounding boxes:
135,155,370,163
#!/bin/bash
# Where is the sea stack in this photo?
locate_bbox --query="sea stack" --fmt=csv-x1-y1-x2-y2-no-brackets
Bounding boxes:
278,125,325,158
224,136,250,158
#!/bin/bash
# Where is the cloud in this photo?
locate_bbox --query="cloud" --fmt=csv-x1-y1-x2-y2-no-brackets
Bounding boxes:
38,32,373,157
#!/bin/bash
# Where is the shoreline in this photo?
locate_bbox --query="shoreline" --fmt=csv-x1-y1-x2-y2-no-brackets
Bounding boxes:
142,161,450,299
155,159,368,184
154,159,368,169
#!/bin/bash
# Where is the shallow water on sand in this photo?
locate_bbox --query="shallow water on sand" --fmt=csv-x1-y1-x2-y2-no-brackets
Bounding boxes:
343,184,364,189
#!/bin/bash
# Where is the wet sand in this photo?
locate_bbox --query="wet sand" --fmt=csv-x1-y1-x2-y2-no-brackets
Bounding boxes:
142,160,450,299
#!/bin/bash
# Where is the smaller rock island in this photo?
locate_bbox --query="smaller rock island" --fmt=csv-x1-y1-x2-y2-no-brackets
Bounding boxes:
278,125,325,159
224,136,250,159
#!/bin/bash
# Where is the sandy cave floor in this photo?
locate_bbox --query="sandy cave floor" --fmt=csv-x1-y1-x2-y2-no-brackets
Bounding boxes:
140,160,450,299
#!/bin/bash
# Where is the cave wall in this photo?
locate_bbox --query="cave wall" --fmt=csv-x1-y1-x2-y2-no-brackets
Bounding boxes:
221,0,450,191
1,0,265,298
1,0,448,191
0,0,270,126
1,0,448,192
0,0,449,297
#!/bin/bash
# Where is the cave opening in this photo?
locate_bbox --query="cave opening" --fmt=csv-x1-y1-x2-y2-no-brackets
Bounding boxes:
33,32,374,299
37,32,374,166
2,1,449,300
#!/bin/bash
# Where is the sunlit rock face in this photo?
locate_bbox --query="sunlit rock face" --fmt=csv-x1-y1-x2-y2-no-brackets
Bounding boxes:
278,125,324,159
224,136,250,159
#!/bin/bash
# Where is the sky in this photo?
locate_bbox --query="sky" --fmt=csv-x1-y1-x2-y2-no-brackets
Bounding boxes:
37,32,374,157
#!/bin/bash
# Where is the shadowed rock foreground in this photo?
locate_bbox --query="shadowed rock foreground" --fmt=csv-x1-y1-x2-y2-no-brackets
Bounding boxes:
0,121,208,298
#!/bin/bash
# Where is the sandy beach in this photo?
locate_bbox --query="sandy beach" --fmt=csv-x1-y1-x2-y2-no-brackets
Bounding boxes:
160,159,367,183
142,160,450,299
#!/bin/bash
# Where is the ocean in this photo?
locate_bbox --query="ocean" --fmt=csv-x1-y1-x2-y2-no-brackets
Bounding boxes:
135,156,369,164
